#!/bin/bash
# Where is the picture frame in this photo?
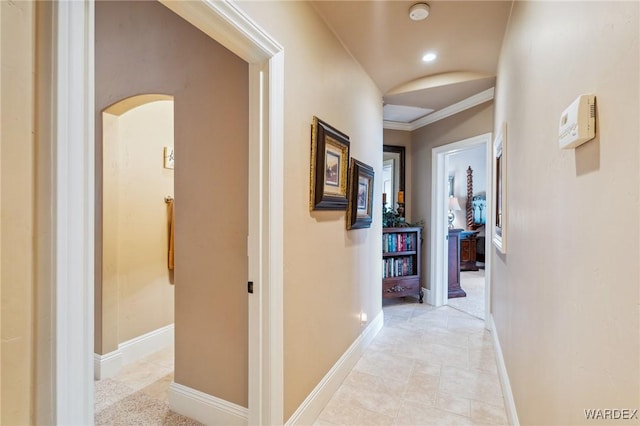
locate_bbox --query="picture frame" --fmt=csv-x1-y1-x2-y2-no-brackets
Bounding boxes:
492,122,507,253
310,116,350,210
164,146,175,169
347,158,375,229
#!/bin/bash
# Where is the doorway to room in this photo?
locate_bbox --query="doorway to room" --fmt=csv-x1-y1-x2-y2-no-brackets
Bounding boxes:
94,0,253,419
430,133,492,322
444,144,487,319
95,96,177,423
52,1,285,425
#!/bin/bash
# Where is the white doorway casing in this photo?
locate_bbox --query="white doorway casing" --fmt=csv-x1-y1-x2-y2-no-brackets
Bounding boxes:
430,133,493,326
54,1,284,425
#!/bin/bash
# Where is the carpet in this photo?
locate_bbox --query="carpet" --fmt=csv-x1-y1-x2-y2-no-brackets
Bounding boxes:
95,378,202,426
447,269,485,319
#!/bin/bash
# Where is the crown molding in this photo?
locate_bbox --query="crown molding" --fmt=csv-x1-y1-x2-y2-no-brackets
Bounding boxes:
383,87,495,131
382,120,414,131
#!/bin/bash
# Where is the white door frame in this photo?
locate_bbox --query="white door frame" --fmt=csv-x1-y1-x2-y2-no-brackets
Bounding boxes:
430,133,492,325
54,1,284,424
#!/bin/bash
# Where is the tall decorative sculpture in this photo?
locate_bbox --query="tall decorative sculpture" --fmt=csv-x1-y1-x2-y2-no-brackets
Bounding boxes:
466,166,474,230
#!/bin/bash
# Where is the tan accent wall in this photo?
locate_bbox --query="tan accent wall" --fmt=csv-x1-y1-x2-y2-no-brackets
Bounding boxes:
383,129,413,222
492,2,639,424
0,1,35,424
34,2,54,422
102,100,175,345
96,1,248,406
236,2,383,420
410,102,494,290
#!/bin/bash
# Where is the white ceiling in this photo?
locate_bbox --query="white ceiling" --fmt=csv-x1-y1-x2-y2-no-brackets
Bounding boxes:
311,1,512,128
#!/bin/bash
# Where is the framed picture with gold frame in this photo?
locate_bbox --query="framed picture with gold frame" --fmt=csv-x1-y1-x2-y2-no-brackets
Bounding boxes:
310,116,350,210
347,158,374,230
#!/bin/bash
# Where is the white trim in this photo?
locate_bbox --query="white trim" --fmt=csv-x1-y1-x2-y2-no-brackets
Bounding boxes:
94,324,174,380
430,133,492,309
383,88,495,131
285,311,384,426
119,323,174,366
383,121,413,132
430,149,448,307
169,382,249,426
160,0,280,63
487,315,520,426
483,136,494,326
266,51,286,426
93,351,123,380
54,1,95,424
423,287,433,305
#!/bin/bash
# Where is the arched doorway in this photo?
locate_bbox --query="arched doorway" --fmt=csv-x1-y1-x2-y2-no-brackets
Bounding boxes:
96,95,175,379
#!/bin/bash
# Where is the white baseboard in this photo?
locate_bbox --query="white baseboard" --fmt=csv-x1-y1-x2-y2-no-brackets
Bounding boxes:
119,323,174,365
488,314,520,426
94,350,123,380
94,323,174,380
423,286,433,305
169,382,249,425
285,310,385,425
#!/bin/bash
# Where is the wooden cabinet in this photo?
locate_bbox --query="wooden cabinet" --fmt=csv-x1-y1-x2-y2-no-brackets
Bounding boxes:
460,231,479,271
448,229,466,298
382,227,423,303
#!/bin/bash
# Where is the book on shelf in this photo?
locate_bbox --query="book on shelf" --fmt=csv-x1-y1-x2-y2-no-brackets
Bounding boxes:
382,256,415,279
382,232,416,253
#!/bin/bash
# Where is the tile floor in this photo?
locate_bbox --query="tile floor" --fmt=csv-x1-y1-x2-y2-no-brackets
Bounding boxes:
96,300,507,426
447,269,486,319
315,300,508,426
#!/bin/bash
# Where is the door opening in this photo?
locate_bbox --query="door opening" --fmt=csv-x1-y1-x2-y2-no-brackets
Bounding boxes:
430,133,492,325
52,1,285,424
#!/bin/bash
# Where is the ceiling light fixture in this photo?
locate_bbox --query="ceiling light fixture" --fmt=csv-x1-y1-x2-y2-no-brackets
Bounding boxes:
409,3,430,21
422,52,437,62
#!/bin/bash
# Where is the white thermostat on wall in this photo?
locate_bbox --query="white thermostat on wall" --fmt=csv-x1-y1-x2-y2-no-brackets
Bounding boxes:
558,94,596,149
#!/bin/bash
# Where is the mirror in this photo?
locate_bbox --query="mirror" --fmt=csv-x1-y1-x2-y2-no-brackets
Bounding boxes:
382,145,405,209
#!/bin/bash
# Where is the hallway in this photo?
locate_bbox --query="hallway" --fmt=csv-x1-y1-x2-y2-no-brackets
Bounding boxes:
315,301,507,425
95,301,507,425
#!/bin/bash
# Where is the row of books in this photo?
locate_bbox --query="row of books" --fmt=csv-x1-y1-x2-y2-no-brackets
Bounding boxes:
382,232,417,253
383,256,415,279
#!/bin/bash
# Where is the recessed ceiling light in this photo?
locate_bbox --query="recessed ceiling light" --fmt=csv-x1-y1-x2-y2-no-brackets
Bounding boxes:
422,52,437,62
409,3,430,21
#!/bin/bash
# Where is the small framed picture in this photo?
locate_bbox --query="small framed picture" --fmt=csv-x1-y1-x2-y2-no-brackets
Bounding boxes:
309,116,350,210
347,158,374,230
164,146,175,169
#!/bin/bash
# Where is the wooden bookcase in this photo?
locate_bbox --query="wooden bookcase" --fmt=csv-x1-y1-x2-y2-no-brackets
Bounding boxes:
382,227,423,303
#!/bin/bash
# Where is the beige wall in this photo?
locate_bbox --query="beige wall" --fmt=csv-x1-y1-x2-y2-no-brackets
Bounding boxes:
96,1,249,406
410,102,494,289
103,100,175,347
492,2,639,424
237,2,383,420
383,129,413,222
0,1,35,424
